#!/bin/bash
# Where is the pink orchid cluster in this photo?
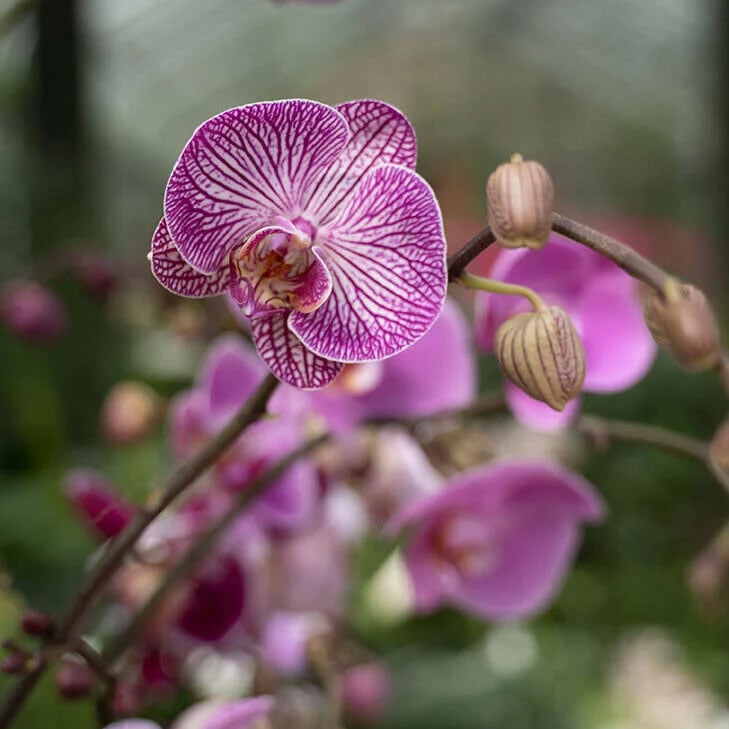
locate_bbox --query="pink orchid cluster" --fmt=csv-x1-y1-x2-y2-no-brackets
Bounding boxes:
68,298,606,722
62,97,663,727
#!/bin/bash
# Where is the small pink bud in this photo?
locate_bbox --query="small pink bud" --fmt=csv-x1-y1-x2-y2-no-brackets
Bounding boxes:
340,663,391,725
20,609,54,638
0,280,67,345
99,381,162,446
64,468,136,539
69,251,117,301
1,653,26,675
55,658,95,699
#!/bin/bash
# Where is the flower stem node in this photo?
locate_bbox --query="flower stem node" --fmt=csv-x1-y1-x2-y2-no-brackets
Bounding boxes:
486,153,554,250
644,279,721,372
494,305,586,411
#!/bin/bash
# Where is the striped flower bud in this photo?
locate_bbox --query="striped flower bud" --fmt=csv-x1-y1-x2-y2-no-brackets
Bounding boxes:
486,154,554,250
644,281,720,372
495,305,585,411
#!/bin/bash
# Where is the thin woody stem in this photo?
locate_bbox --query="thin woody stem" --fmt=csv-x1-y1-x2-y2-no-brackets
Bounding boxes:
576,414,709,462
550,213,672,291
0,374,279,728
447,225,497,281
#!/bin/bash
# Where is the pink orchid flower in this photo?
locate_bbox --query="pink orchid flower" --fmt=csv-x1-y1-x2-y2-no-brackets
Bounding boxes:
389,460,604,620
151,99,446,389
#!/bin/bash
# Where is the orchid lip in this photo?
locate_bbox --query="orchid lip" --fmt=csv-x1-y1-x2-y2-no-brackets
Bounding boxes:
229,224,330,317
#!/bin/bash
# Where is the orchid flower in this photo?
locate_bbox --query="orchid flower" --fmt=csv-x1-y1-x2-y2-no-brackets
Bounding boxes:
151,99,447,389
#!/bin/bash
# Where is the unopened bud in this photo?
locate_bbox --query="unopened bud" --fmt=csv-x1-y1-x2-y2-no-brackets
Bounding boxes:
20,609,54,638
495,305,585,411
486,154,554,250
341,663,391,725
69,250,117,301
55,658,95,699
1,653,26,675
644,281,720,372
64,468,136,539
100,380,162,445
0,280,67,345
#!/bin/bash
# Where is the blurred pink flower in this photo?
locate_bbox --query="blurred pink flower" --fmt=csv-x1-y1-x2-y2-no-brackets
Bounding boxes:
0,280,67,345
105,695,273,729
340,663,391,725
389,460,604,620
64,468,136,540
270,297,476,433
170,335,318,532
474,234,656,431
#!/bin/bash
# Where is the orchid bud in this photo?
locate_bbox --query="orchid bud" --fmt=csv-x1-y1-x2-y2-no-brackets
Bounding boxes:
494,305,585,411
20,609,54,638
486,154,554,250
340,663,391,725
1,653,26,675
643,281,720,372
100,380,162,445
64,468,136,539
69,251,117,301
0,280,67,345
55,658,95,699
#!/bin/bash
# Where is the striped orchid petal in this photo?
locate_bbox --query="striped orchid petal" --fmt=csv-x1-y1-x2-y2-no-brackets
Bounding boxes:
150,218,231,297
251,312,344,389
289,164,446,362
164,100,349,273
306,99,417,223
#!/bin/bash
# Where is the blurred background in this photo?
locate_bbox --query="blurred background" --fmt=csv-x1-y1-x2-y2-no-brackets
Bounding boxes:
1,0,729,727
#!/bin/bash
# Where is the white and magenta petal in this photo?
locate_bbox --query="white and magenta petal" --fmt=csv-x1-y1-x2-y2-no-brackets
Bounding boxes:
252,312,344,389
164,100,349,273
307,100,417,223
150,218,231,297
289,164,447,363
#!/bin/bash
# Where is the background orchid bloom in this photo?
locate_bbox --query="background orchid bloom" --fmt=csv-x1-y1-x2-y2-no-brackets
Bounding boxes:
169,336,318,532
151,99,447,389
105,695,273,729
389,460,605,620
474,234,657,431
269,297,476,432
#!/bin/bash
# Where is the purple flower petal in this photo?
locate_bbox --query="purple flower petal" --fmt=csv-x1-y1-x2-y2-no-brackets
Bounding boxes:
392,460,604,620
150,218,232,297
353,297,475,419
307,99,417,224
199,335,267,423
177,554,246,642
578,272,657,392
201,697,273,729
289,164,446,362
64,468,136,540
164,100,349,273
505,383,581,432
251,312,344,388
104,722,160,729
